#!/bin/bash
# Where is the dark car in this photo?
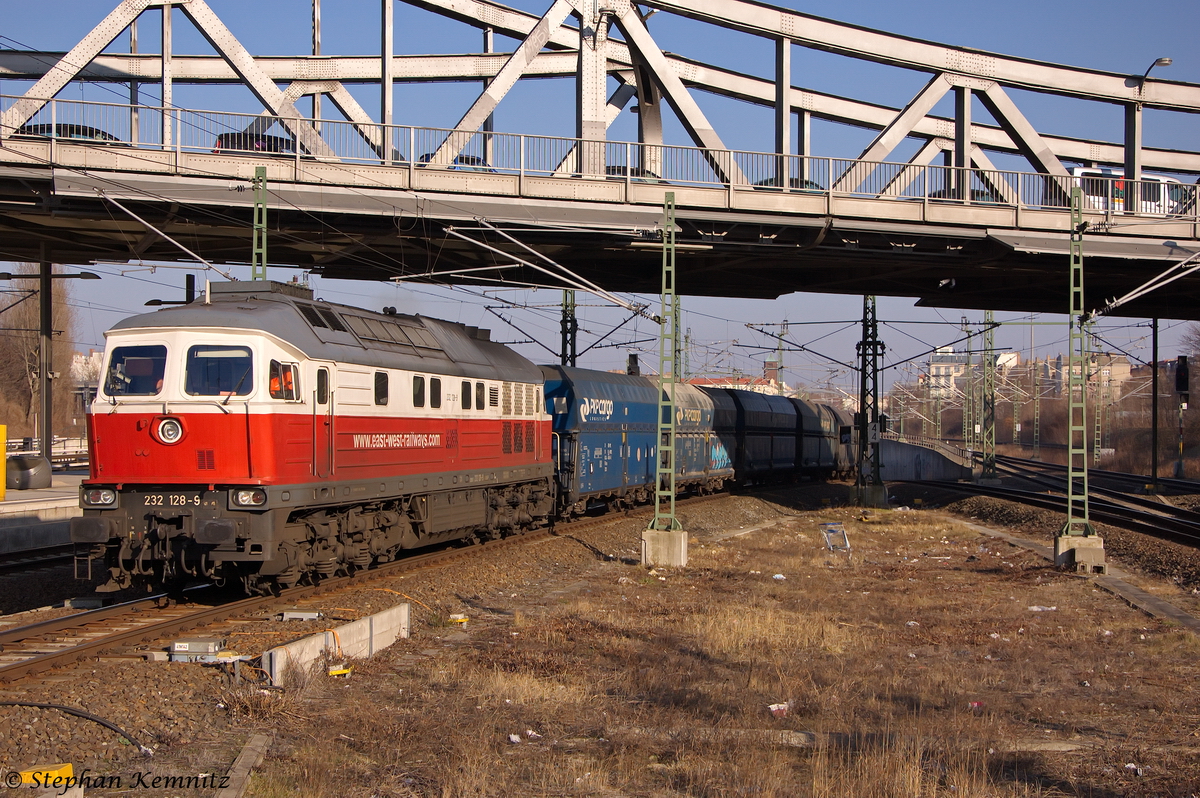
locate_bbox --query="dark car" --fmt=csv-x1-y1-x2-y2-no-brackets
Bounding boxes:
604,165,666,184
751,176,825,192
417,153,496,172
14,123,125,145
212,132,297,155
927,187,1005,204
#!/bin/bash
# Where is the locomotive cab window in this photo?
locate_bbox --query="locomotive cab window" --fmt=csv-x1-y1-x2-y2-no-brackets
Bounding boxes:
461,381,472,409
269,360,299,400
476,382,485,410
430,378,442,408
105,345,167,396
375,372,389,406
413,375,426,408
185,345,253,397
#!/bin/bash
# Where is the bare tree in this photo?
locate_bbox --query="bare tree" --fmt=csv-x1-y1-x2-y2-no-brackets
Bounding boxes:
0,263,79,441
1182,322,1200,358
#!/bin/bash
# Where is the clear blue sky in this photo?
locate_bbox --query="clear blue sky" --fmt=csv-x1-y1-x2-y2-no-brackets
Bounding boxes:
2,0,1198,391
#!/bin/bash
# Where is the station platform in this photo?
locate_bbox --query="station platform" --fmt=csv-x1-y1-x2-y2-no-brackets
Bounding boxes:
0,472,84,555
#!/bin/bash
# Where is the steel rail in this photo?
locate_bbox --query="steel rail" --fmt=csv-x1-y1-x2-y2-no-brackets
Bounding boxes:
993,459,1200,529
996,454,1200,495
0,493,725,682
0,545,75,576
915,480,1200,548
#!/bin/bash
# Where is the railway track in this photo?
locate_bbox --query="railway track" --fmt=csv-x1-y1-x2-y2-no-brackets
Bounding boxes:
995,454,1200,496
0,494,723,683
0,545,75,576
915,469,1200,549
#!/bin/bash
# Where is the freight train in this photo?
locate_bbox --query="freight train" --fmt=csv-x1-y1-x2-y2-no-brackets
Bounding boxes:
71,281,853,595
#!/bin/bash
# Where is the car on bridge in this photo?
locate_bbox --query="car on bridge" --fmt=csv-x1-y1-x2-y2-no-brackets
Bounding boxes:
751,176,826,192
927,187,1006,204
604,165,667,184
212,132,298,156
417,153,496,172
1069,166,1191,216
14,123,125,145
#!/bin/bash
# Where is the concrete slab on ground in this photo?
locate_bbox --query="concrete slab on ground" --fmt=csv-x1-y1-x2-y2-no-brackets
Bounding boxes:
958,519,1200,634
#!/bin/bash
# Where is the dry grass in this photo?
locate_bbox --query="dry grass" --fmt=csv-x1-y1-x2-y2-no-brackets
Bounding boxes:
243,499,1200,797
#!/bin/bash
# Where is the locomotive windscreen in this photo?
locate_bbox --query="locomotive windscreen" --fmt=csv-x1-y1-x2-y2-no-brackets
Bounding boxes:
105,345,167,396
185,345,254,396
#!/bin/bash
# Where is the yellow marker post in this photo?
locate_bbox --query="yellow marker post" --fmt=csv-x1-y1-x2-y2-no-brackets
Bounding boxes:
20,763,73,785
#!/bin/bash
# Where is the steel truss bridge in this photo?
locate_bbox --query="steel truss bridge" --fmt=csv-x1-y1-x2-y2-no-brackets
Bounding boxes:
1,0,1200,318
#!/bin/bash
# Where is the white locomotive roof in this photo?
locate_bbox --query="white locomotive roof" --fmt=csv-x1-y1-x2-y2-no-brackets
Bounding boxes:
109,280,543,382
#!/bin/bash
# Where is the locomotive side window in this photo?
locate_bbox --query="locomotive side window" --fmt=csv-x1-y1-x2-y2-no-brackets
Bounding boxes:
413,376,426,408
185,345,253,397
430,378,442,408
105,345,167,396
375,372,389,406
476,382,485,410
316,369,329,404
461,380,472,410
269,360,299,400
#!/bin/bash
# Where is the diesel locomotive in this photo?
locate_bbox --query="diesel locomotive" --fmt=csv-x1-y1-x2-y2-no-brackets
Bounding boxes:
71,281,852,595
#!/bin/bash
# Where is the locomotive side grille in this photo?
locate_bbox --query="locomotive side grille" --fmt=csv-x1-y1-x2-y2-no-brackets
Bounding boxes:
489,385,499,407
197,449,216,470
513,420,524,453
526,385,536,416
525,421,535,453
501,422,512,454
502,383,512,414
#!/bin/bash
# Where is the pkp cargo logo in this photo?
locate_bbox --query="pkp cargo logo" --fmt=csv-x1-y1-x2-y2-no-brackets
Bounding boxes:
579,397,614,422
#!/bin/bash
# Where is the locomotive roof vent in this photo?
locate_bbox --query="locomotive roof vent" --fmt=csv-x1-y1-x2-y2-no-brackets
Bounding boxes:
210,280,314,301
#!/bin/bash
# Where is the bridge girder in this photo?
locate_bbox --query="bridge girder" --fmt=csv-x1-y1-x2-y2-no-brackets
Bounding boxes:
3,0,1199,173
0,0,1198,323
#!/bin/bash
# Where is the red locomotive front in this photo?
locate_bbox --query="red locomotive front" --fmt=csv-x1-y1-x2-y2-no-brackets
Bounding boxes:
73,281,553,595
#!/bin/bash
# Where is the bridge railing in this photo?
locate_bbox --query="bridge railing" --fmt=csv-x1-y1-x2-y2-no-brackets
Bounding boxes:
3,95,1197,221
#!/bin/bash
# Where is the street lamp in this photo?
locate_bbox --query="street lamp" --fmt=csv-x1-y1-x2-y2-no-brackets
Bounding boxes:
1140,56,1173,87
0,268,102,459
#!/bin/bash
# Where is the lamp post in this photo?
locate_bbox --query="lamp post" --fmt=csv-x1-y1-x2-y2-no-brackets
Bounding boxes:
0,266,101,459
1128,58,1171,190
1140,56,1173,87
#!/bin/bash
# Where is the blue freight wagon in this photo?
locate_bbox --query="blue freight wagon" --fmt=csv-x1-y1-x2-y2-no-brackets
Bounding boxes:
542,366,733,515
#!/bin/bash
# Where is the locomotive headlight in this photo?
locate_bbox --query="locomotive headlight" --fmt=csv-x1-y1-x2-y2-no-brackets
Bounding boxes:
233,488,267,507
82,488,117,506
156,417,184,445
